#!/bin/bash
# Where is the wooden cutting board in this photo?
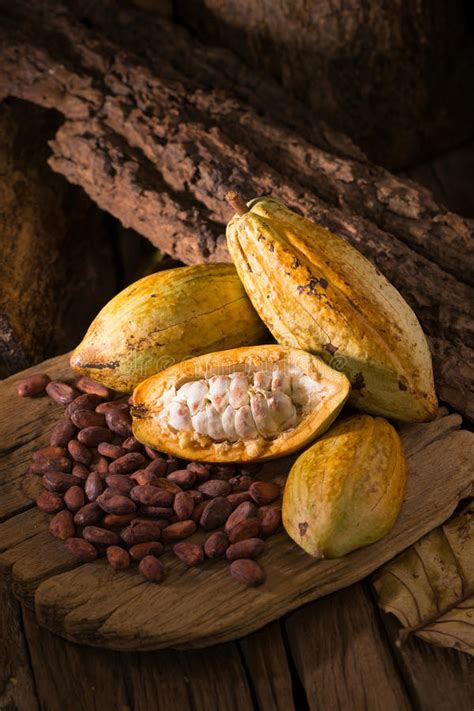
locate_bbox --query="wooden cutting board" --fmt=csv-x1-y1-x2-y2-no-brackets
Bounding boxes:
0,353,472,651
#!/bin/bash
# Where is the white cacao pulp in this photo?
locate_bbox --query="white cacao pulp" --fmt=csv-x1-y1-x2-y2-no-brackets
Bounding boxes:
163,366,326,443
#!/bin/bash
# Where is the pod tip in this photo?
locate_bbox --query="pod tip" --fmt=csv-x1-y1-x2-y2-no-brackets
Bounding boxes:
225,191,249,216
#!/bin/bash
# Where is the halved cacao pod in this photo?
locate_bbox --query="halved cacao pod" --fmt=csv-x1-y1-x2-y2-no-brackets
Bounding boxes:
131,345,350,462
282,414,407,558
226,195,437,422
70,264,267,392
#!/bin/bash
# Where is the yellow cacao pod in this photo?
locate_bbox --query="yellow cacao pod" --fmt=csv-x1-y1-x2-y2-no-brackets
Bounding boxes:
131,345,350,462
282,415,407,558
226,195,437,422
71,264,267,392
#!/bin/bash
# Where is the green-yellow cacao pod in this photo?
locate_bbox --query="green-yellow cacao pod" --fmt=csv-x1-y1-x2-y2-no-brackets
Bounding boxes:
226,195,437,422
131,345,350,462
282,415,407,558
70,264,268,392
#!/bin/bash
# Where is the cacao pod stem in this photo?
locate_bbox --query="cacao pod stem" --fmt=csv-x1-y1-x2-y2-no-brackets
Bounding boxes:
226,191,249,216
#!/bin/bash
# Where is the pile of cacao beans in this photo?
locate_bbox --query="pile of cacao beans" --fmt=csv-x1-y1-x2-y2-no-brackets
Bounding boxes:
17,373,281,587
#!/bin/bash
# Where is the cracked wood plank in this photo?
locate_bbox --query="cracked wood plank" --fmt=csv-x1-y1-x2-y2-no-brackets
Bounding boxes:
239,622,295,711
0,584,38,710
0,354,472,651
22,605,253,711
285,583,410,711
377,608,474,711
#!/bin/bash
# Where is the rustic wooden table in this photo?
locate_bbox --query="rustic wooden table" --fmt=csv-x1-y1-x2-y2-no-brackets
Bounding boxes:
1,356,473,711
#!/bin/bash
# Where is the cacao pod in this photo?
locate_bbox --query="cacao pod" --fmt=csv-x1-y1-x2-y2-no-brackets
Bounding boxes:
226,194,437,422
282,415,407,558
131,345,350,462
70,264,267,392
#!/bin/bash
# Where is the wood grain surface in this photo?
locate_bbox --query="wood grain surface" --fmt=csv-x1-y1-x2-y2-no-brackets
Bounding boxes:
379,611,474,711
286,583,411,710
0,354,472,652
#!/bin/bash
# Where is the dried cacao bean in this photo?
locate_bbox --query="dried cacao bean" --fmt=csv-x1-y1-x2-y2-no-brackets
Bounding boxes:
166,458,181,474
204,531,229,559
152,477,182,494
74,502,103,526
197,480,231,498
212,467,235,482
249,481,280,505
224,502,258,534
140,506,174,519
226,538,265,561
227,492,253,508
68,440,93,465
103,513,135,528
130,485,174,507
121,520,162,545
97,442,126,459
46,380,77,406
173,491,194,521
257,506,281,537
187,490,205,504
83,526,120,546
106,546,131,570
105,408,132,436
130,470,157,486
200,497,232,531
42,471,80,493
122,436,143,452
144,458,168,477
64,485,85,512
71,409,106,429
173,542,204,567
139,555,165,582
30,456,71,474
50,417,76,447
129,541,164,560
49,510,75,540
95,400,129,414
228,518,261,544
36,490,64,513
97,490,136,515
167,469,195,489
144,446,160,459
85,471,103,502
76,376,112,399
161,520,196,542
33,446,66,461
192,500,209,522
16,373,50,397
108,452,146,475
105,474,134,494
78,426,113,447
186,462,209,482
90,454,109,474
64,537,98,562
229,559,265,587
72,462,90,481
229,475,255,493
66,394,102,417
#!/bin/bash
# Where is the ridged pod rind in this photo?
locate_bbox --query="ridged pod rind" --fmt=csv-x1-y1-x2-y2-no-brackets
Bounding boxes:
70,264,267,392
131,345,350,462
226,197,437,422
282,415,407,558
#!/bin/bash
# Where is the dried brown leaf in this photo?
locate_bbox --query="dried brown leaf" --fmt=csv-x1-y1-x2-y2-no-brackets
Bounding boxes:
373,500,474,656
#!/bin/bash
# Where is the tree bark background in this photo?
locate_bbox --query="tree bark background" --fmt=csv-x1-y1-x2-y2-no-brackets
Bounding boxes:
0,99,118,375
174,0,474,171
0,0,472,419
